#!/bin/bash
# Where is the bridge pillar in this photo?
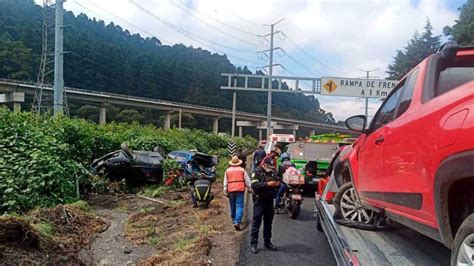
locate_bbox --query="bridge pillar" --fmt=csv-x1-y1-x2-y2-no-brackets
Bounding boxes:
238,126,243,137
310,129,315,136
0,92,24,113
213,118,219,134
178,108,182,129
99,104,107,125
164,111,172,130
13,102,21,113
258,129,262,141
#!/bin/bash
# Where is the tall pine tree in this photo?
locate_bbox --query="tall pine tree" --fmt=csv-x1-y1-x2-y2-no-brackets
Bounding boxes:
387,19,441,80
444,0,474,45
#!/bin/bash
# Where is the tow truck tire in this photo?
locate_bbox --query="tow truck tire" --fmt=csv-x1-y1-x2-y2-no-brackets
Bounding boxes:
451,213,474,266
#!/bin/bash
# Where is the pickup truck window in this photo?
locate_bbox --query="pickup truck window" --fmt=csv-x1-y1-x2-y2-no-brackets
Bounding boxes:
372,81,404,131
396,68,419,118
436,66,474,96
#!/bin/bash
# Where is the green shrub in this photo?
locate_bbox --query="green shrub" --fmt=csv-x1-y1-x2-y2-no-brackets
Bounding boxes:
0,108,256,213
139,185,170,198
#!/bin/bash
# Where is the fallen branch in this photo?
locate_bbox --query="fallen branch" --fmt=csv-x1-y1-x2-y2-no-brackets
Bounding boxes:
135,195,169,205
62,205,70,224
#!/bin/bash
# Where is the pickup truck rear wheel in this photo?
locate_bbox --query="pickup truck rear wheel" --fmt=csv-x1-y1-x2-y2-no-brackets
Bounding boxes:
451,213,474,266
334,182,373,224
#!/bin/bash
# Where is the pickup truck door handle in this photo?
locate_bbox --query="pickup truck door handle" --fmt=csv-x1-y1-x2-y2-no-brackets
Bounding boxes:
375,136,384,145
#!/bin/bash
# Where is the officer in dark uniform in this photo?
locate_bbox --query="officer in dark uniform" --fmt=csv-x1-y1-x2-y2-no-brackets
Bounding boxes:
250,156,280,254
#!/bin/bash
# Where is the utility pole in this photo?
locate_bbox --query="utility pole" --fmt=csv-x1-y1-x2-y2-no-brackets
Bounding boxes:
358,68,379,118
262,18,284,137
53,0,64,116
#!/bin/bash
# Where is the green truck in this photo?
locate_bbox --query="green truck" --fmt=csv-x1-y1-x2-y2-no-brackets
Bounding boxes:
286,134,354,186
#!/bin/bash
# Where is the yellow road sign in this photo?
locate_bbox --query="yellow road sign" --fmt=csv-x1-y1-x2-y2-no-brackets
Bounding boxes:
323,80,337,94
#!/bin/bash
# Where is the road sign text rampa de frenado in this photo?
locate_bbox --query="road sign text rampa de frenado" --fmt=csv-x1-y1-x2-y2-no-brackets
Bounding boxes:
321,77,397,98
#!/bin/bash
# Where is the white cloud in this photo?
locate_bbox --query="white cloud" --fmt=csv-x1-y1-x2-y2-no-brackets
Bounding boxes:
39,0,458,120
320,97,382,122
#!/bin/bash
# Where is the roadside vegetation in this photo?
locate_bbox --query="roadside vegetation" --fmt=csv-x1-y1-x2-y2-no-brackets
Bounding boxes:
0,107,256,214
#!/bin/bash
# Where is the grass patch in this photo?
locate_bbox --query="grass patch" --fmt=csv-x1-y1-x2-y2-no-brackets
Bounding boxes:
140,206,156,213
140,185,171,198
34,222,55,240
167,199,185,207
148,235,164,248
175,236,197,251
67,200,91,213
196,224,216,235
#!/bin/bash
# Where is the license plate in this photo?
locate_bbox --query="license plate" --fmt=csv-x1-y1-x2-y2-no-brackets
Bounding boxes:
292,194,302,200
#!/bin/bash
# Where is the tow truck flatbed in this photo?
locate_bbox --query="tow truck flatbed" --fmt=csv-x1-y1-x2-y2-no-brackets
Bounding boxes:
315,196,451,265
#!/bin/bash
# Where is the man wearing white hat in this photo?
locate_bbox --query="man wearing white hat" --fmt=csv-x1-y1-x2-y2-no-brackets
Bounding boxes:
224,156,251,230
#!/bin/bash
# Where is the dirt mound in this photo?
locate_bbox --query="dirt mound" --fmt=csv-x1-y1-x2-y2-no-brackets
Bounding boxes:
0,217,40,248
196,236,212,256
29,204,106,253
0,204,105,265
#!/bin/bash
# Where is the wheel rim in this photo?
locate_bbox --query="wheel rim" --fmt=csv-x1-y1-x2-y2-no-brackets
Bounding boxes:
457,234,474,266
340,187,373,223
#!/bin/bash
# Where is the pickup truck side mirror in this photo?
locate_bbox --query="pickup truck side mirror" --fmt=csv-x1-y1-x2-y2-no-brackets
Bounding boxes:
346,115,367,132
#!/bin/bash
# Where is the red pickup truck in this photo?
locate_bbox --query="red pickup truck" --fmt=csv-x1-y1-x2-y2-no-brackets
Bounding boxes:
335,42,473,265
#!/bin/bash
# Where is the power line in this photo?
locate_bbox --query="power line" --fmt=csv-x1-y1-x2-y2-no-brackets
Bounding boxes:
72,0,173,44
204,10,347,77
281,51,330,76
284,37,350,77
177,1,263,37
230,11,264,30
71,0,263,67
63,5,247,97
170,0,262,46
129,0,257,55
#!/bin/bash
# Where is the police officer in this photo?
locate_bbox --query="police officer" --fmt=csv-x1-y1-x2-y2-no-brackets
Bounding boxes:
250,156,280,254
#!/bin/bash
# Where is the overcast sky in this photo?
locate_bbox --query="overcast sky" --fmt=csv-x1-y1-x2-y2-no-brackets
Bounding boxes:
43,0,464,121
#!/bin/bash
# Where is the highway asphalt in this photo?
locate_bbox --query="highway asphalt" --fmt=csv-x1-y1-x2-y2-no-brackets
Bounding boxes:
238,196,336,266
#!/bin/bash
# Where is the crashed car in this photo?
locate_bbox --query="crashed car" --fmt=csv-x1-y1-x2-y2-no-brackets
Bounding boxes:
90,144,165,183
167,150,218,180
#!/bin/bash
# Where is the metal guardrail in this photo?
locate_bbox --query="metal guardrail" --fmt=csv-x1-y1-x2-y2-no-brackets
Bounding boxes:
0,78,349,131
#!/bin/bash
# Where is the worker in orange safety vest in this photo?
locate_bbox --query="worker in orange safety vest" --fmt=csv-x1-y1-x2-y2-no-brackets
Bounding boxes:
224,156,251,230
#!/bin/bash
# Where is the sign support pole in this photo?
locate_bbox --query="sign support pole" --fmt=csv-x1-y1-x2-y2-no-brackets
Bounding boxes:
232,90,236,137
359,68,379,119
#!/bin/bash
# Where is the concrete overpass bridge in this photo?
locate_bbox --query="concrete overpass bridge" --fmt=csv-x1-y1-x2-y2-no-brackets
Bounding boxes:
0,79,351,137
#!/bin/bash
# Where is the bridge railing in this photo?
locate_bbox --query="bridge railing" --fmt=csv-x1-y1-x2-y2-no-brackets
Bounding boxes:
0,78,348,130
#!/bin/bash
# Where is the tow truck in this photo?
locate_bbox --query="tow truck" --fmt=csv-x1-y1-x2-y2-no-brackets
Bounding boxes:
315,169,451,265
315,42,474,265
